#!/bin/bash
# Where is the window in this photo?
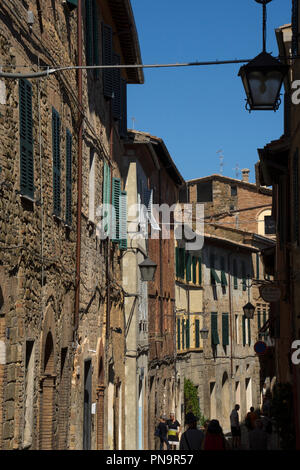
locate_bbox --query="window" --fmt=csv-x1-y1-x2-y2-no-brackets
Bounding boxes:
242,316,246,346
247,318,251,346
264,216,276,235
102,162,111,236
195,319,200,348
210,253,221,285
66,130,72,226
235,315,240,344
19,79,34,199
119,79,127,138
175,247,185,279
211,312,220,346
185,253,192,282
220,256,227,287
233,259,238,289
241,260,247,291
186,319,190,349
182,319,185,349
256,253,260,280
112,53,121,120
179,185,189,203
86,0,99,78
112,177,127,249
222,313,229,346
52,107,61,217
177,319,181,350
231,185,237,197
88,149,95,222
102,22,113,96
197,181,213,202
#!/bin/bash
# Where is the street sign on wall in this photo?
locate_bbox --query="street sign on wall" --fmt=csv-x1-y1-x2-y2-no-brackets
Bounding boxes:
254,341,268,355
259,285,281,302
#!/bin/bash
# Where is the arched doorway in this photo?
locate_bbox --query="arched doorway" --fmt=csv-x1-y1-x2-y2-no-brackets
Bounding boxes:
221,372,230,431
96,341,105,450
40,331,56,450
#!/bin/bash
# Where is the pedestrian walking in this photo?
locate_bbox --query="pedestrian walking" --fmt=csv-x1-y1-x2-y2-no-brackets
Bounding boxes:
179,412,204,450
249,419,268,450
245,407,258,431
167,412,181,450
156,415,170,450
230,404,241,449
202,419,229,450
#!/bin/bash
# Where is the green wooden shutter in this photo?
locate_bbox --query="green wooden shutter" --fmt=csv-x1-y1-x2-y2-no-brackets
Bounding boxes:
178,248,185,279
19,79,34,199
67,0,77,9
198,256,202,285
262,308,267,339
195,319,200,348
119,78,127,137
112,177,121,242
248,318,251,345
175,247,179,277
182,319,185,349
256,253,260,279
102,23,113,98
242,316,246,346
92,0,99,78
85,0,93,66
186,319,190,349
211,313,220,346
112,53,121,119
177,318,181,350
257,308,261,334
186,253,192,282
102,162,111,236
66,129,72,226
222,313,229,346
52,107,61,217
192,257,197,284
119,190,127,250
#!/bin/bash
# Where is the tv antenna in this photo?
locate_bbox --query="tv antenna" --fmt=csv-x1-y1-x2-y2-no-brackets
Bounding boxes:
217,149,224,175
131,117,136,129
233,163,240,179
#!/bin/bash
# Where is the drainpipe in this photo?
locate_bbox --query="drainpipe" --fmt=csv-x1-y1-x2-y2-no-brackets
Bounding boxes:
74,0,83,333
228,252,233,379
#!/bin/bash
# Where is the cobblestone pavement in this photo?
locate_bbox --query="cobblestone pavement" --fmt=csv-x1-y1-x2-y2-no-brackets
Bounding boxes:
225,423,281,450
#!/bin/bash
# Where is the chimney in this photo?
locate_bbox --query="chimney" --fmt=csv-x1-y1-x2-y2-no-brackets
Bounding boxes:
241,168,250,183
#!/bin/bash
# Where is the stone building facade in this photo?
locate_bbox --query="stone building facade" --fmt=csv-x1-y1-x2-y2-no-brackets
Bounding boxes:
256,8,300,448
123,130,184,450
176,173,275,433
0,0,143,450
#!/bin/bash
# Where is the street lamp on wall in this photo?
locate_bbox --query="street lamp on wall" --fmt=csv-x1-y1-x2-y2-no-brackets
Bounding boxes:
200,327,209,340
238,0,289,111
138,256,157,282
243,275,256,319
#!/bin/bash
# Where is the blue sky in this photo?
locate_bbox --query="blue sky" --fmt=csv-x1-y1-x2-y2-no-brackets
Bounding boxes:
127,0,291,183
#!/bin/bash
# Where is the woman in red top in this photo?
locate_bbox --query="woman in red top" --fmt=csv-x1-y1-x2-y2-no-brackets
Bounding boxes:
203,420,228,450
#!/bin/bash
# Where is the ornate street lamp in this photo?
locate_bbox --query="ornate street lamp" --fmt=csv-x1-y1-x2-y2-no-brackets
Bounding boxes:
243,302,256,319
200,327,209,340
238,0,289,111
243,276,255,319
138,256,157,282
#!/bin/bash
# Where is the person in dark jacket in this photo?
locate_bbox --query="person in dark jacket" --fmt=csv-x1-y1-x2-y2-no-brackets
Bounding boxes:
157,415,170,450
179,413,204,450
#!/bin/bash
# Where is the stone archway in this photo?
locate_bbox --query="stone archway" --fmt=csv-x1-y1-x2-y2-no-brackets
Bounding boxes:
40,331,56,450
